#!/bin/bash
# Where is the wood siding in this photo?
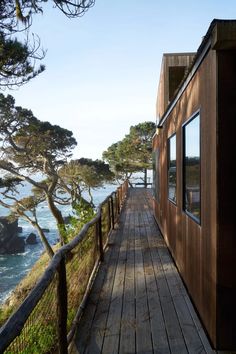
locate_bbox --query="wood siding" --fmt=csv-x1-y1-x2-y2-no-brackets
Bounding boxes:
153,49,218,347
153,20,236,350
156,53,196,119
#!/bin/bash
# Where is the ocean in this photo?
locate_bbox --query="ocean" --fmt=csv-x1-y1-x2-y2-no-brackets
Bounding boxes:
0,183,117,304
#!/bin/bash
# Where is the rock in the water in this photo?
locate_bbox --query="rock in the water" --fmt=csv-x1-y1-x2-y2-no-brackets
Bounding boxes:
7,236,25,253
0,217,25,254
26,233,38,245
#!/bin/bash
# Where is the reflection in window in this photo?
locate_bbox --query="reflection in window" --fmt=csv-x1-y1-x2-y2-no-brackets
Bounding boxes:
152,149,160,202
183,113,200,222
168,134,177,203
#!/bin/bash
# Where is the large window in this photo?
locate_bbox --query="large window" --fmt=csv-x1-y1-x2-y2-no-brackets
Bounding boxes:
152,149,160,202
183,113,200,223
168,134,177,203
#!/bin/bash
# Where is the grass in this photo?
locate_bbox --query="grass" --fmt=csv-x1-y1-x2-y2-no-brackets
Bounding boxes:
0,204,111,353
0,251,51,326
0,224,99,354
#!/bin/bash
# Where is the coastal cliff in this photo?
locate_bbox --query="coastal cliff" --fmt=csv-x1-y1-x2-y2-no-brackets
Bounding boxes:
0,217,25,254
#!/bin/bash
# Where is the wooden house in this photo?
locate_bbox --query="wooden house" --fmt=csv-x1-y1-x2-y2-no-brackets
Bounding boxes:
153,19,236,350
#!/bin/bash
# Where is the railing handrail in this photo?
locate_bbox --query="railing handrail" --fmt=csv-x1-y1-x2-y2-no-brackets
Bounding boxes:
0,180,128,353
0,215,99,348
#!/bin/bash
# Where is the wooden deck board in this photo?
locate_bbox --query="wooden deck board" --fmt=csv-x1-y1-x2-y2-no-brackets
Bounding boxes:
119,210,136,354
81,213,126,354
141,212,170,354
72,189,216,354
135,210,153,354
102,212,129,354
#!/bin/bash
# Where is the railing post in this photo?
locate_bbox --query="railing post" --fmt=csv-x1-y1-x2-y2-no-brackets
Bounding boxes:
114,192,117,219
107,198,111,232
97,214,104,262
57,257,68,354
117,189,120,214
110,196,115,229
119,187,122,212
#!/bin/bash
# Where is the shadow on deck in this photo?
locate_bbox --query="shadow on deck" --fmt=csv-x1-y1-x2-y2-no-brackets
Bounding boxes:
70,188,215,354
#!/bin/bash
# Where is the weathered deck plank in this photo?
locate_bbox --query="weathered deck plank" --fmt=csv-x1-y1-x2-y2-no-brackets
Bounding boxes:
76,212,126,354
102,212,129,354
119,210,136,354
141,211,170,354
135,210,153,354
71,188,216,354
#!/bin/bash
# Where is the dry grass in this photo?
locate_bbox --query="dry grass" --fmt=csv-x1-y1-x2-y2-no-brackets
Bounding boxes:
0,244,60,326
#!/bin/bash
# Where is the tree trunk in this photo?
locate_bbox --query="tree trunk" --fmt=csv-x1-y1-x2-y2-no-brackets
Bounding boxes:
88,187,95,207
126,173,133,188
46,195,66,246
34,223,54,259
144,168,147,188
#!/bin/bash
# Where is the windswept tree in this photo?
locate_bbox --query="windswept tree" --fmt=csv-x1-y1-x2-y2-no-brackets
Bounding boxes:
59,158,114,207
0,93,114,257
9,0,95,22
0,29,45,88
0,93,77,257
0,0,95,87
102,141,139,185
103,121,156,187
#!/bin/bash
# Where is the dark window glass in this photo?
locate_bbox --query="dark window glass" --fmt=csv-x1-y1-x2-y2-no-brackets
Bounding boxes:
168,134,177,203
169,66,186,101
152,149,160,202
183,114,200,222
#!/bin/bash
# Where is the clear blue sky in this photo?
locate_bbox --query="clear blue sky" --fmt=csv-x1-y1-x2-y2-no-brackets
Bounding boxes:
7,0,236,159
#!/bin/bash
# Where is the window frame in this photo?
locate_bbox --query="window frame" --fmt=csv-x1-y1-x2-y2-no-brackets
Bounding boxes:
182,110,201,224
152,148,160,202
167,132,177,205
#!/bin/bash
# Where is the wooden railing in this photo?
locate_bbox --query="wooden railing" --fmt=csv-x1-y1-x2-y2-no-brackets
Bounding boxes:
0,180,128,354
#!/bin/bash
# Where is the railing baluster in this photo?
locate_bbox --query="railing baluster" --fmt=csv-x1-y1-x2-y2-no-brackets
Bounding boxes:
57,256,68,354
111,195,115,229
97,213,104,262
114,191,118,219
117,190,120,214
108,198,111,232
119,187,122,212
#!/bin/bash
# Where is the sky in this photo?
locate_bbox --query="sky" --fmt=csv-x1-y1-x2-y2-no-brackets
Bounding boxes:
6,0,236,159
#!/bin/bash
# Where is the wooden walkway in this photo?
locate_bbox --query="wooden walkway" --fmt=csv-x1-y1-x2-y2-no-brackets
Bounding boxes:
71,188,216,354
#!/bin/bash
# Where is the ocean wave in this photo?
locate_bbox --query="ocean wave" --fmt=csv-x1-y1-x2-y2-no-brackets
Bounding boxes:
1,274,20,280
0,290,13,304
0,266,15,271
0,267,9,273
14,250,30,256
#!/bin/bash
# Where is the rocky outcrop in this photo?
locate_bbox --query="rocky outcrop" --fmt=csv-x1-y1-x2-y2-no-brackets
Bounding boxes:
26,233,38,245
0,217,25,254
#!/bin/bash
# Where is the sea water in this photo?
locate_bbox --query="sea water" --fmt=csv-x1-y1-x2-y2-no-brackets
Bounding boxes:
0,183,117,304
